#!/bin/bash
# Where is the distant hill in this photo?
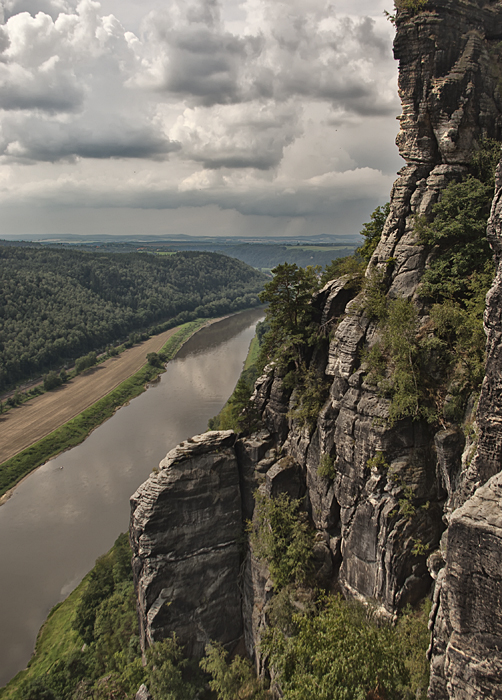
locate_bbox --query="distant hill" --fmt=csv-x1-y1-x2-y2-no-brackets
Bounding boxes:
0,247,266,392
156,242,357,270
0,235,359,270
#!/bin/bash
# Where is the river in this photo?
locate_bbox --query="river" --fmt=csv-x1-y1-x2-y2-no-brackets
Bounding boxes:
0,308,264,687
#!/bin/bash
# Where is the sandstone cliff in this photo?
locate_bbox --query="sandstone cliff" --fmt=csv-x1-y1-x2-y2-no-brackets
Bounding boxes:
427,149,502,700
130,1,502,697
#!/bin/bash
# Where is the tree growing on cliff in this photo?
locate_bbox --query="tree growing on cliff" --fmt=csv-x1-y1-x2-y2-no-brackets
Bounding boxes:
261,595,430,700
146,635,202,700
259,263,320,369
250,491,314,590
200,643,268,699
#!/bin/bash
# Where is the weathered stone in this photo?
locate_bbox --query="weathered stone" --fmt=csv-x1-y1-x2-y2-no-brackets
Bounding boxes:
128,2,502,691
261,370,292,442
263,456,304,501
435,428,464,516
314,276,358,327
325,310,368,378
428,473,502,698
241,552,272,674
135,684,152,700
235,431,275,520
130,431,242,658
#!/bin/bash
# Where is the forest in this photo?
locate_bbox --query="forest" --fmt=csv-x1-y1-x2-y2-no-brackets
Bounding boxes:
0,248,266,392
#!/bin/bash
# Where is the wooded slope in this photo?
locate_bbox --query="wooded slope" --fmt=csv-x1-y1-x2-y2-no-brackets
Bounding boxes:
0,247,266,391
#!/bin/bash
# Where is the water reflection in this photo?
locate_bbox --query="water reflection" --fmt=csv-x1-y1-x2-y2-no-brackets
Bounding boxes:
0,309,264,687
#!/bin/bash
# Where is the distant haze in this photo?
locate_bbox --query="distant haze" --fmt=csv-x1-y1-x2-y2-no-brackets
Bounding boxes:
0,0,403,239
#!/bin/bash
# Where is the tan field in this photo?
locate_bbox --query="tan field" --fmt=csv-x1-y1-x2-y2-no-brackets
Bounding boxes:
0,327,180,466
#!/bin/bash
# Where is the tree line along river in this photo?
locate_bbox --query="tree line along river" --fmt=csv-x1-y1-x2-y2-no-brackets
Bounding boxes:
0,308,264,688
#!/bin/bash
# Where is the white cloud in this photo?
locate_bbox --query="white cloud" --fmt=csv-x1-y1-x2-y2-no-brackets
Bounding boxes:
0,0,403,238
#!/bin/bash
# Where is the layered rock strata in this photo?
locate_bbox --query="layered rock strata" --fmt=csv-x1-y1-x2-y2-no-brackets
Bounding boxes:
129,1,502,697
130,431,243,657
428,473,502,698
374,0,502,297
427,153,502,700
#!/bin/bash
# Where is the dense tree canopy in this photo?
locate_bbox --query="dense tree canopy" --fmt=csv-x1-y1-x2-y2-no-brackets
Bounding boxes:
0,248,266,391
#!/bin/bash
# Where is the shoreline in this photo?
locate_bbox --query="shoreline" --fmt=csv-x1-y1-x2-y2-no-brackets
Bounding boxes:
0,314,234,505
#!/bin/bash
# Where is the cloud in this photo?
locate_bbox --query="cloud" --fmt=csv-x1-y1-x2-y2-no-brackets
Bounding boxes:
0,11,85,112
135,0,263,107
0,0,402,239
137,0,397,116
0,0,182,161
171,101,302,170
0,113,180,161
0,157,394,218
0,0,73,23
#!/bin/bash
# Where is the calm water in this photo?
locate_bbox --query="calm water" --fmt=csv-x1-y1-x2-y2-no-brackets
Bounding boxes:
0,309,264,687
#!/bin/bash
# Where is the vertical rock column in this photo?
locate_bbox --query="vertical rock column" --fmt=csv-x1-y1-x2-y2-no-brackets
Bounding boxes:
130,431,243,658
428,473,502,698
427,152,502,700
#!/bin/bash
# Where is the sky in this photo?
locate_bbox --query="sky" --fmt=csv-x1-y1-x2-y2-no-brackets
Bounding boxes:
0,0,404,240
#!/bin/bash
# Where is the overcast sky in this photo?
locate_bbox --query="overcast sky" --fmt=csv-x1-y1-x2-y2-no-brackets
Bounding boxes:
0,0,403,240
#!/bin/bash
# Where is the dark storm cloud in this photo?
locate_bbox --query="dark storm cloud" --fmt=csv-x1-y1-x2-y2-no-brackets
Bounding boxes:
153,24,263,106
142,0,396,117
0,116,181,161
0,75,83,112
198,153,278,169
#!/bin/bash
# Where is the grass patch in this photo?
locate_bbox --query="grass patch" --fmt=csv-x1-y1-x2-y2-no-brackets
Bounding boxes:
0,320,206,498
208,330,261,433
0,573,88,700
243,335,260,371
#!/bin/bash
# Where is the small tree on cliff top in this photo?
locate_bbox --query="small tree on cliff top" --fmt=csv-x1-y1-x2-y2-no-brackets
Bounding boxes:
259,263,320,368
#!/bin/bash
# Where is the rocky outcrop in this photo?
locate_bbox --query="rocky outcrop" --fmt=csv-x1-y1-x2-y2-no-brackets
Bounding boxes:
428,473,502,698
130,431,243,658
129,2,502,696
245,0,502,618
454,158,502,505
427,142,502,700
375,0,502,297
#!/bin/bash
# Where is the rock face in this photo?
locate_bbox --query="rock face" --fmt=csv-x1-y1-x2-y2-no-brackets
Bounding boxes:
427,147,502,700
130,431,243,658
129,1,502,696
428,473,502,698
374,0,502,298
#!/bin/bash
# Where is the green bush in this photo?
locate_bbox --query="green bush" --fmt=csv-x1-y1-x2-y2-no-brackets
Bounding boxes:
258,263,321,372
366,451,389,472
73,534,132,645
363,296,435,424
358,202,390,263
43,371,62,391
146,352,163,367
395,0,428,14
362,269,388,321
200,643,267,700
250,491,313,591
317,454,335,480
146,635,202,700
261,595,431,700
288,365,330,432
75,351,97,374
